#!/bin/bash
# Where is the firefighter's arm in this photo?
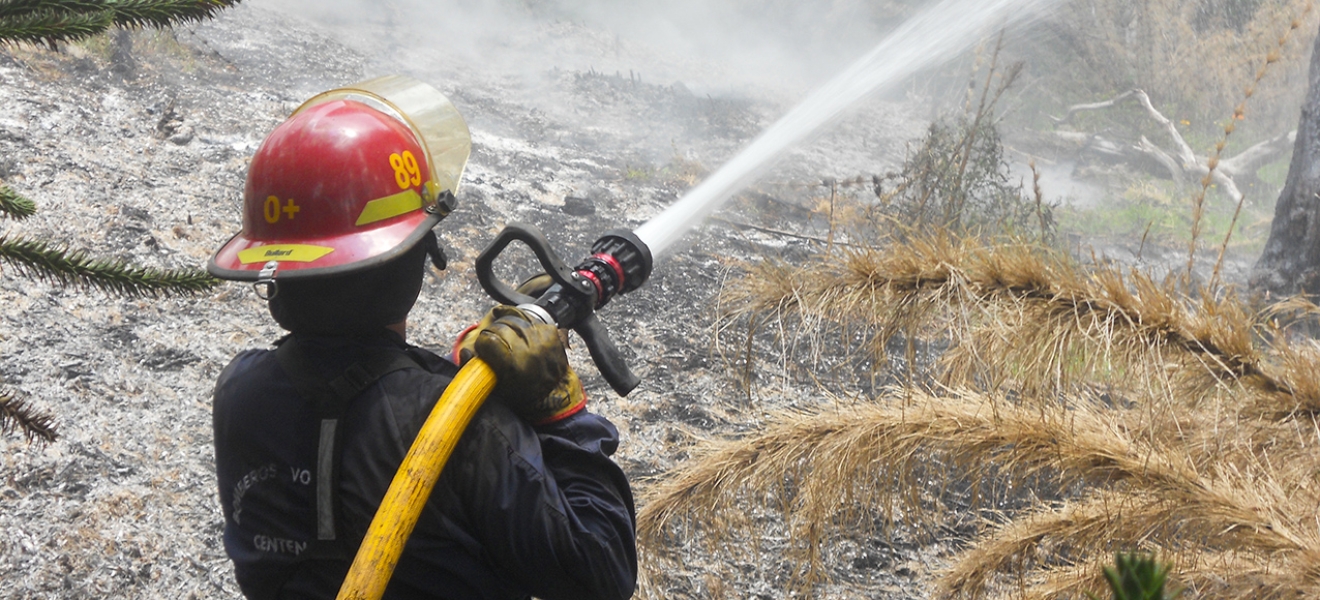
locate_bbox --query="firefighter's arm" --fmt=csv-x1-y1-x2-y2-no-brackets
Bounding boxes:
454,304,636,599
452,405,637,600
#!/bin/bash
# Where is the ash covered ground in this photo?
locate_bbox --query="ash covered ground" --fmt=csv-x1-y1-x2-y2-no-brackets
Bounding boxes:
0,3,935,598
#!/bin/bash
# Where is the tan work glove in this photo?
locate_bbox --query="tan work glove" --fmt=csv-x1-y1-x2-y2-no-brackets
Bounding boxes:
452,274,555,364
455,302,588,425
472,305,565,414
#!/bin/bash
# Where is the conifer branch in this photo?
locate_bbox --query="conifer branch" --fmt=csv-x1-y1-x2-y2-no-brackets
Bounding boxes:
0,0,104,20
0,7,112,45
108,0,241,29
0,233,218,297
0,0,241,45
0,184,36,219
0,388,56,443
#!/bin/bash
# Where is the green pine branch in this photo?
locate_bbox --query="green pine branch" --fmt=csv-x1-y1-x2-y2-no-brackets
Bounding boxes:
0,185,36,219
0,7,113,45
0,233,218,297
0,0,241,45
0,0,104,20
0,387,56,443
108,0,240,29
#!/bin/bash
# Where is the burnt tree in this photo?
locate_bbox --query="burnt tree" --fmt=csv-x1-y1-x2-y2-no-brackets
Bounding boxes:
1252,26,1320,296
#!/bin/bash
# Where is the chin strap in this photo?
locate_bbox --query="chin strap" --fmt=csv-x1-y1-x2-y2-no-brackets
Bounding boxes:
424,230,447,271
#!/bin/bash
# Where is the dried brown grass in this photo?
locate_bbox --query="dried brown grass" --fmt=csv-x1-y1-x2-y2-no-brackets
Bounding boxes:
639,388,1320,598
719,235,1306,408
642,236,1320,598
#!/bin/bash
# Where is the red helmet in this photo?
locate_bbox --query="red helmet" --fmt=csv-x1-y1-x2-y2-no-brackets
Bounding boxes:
209,76,470,282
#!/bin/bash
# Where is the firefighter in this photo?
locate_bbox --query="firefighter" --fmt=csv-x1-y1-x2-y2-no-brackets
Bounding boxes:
207,80,637,600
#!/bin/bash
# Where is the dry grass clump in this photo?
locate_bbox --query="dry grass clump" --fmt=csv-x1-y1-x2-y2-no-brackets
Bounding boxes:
642,236,1320,598
719,235,1303,406
639,388,1320,598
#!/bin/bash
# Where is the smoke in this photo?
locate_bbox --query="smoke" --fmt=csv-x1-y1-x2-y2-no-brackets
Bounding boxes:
635,0,1059,254
261,0,926,95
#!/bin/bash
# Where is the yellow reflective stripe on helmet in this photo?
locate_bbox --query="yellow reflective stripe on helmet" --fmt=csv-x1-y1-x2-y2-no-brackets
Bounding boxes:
356,189,422,226
237,244,336,264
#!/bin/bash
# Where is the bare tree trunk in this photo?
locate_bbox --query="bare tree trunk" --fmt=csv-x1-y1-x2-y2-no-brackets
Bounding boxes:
1251,26,1320,296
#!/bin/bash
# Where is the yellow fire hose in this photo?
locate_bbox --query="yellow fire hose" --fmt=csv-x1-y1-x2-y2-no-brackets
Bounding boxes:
334,358,497,600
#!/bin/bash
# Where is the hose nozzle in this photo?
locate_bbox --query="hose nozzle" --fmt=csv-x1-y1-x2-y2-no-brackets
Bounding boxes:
575,230,652,309
474,223,653,396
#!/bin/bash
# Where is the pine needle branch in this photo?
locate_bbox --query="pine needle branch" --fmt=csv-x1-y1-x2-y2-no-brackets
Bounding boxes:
0,233,217,297
0,387,56,443
0,184,36,219
0,0,105,20
0,7,113,45
0,0,241,45
108,0,242,29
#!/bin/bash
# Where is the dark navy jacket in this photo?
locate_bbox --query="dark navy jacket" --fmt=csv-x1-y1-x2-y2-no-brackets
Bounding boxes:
212,331,637,600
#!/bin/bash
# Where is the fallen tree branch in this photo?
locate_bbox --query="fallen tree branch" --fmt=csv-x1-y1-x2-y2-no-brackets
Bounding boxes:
1220,129,1297,177
1046,89,1293,205
1138,92,1198,164
1135,135,1186,187
1049,89,1141,126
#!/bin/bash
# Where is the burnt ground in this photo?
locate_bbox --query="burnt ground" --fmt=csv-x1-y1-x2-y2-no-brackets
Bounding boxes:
0,3,945,599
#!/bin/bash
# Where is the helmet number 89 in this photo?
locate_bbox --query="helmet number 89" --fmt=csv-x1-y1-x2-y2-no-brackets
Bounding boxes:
389,151,422,189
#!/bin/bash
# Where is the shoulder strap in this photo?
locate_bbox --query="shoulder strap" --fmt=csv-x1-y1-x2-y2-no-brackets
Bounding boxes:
275,336,421,553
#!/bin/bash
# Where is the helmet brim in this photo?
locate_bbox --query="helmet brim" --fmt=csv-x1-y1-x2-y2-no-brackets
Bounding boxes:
207,209,442,282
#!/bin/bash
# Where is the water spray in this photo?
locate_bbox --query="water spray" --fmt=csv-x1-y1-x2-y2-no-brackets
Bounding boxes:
339,0,1060,596
636,0,1057,257
474,0,1058,396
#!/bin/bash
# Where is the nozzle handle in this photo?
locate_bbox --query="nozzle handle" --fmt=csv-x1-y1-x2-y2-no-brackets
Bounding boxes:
475,222,641,396
576,314,640,396
474,223,582,307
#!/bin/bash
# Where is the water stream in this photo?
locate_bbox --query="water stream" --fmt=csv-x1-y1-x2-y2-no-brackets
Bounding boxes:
633,0,1060,256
